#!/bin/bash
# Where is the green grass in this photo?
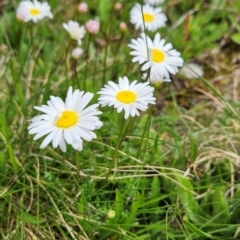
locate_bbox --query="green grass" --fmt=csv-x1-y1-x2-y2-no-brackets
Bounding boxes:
1,0,240,239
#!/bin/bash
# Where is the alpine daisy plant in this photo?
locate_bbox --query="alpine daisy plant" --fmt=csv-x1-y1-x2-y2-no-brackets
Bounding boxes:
130,3,167,32
28,86,102,152
16,0,53,23
128,33,184,80
98,76,156,119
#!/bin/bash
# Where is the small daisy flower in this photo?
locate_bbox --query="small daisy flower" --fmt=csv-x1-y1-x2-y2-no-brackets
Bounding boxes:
98,76,156,119
85,20,100,34
128,33,184,79
179,63,204,79
142,72,171,83
62,20,86,45
16,8,26,22
16,0,53,23
144,0,165,5
28,86,103,152
130,3,167,32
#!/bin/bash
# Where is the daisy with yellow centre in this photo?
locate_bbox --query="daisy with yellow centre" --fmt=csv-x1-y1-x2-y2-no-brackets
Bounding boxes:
150,48,165,63
98,76,156,119
29,8,40,15
28,86,103,152
62,20,86,45
16,0,53,23
128,33,184,80
116,91,137,104
55,111,78,128
130,3,167,32
143,13,154,22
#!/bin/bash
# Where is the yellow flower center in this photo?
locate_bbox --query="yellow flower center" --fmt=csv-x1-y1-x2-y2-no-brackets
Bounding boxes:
143,13,154,22
29,8,40,16
116,91,137,104
55,111,78,128
150,48,165,63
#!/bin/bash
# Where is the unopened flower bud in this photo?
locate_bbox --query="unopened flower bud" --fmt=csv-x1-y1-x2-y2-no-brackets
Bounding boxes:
71,47,84,59
86,20,100,34
119,22,127,32
78,2,88,13
114,2,122,11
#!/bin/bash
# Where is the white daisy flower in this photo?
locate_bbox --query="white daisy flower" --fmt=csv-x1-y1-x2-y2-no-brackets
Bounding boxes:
128,33,184,79
28,86,103,152
130,3,167,32
16,0,53,23
144,0,165,5
62,20,86,45
179,63,204,79
98,76,156,119
142,72,171,83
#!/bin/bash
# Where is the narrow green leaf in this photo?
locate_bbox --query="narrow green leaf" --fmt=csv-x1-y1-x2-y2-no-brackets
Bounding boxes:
124,191,142,230
113,189,124,223
151,176,160,206
98,0,112,25
131,191,142,212
174,174,206,223
189,136,198,160
211,186,230,223
231,33,240,45
150,176,160,223
184,217,212,238
1,115,18,171
21,211,43,224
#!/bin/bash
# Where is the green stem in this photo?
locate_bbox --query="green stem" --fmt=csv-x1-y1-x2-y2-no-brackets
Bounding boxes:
72,58,80,89
102,4,114,86
102,38,109,86
75,150,80,183
136,105,153,160
65,41,73,86
112,33,124,76
106,114,126,180
83,34,92,91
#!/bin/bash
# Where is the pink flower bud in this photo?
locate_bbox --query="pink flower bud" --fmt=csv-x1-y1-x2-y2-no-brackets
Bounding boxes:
119,22,127,32
85,20,100,34
114,2,122,11
71,47,84,59
78,2,88,13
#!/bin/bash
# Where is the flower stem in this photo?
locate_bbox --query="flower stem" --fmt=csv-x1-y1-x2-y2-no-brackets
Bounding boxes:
137,105,152,160
72,58,80,89
83,34,92,91
106,114,126,180
102,5,114,86
75,150,80,183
